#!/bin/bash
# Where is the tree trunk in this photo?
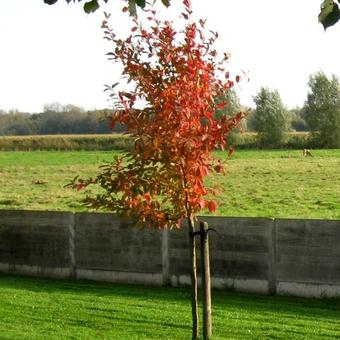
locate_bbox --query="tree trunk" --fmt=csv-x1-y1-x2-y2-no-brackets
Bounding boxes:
188,215,199,340
200,221,212,339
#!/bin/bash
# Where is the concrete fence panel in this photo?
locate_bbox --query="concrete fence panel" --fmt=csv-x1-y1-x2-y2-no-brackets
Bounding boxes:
206,216,273,294
0,210,73,279
0,209,339,298
276,219,340,297
74,212,163,285
168,217,273,294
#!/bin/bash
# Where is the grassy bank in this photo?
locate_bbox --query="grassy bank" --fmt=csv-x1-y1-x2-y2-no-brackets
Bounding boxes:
0,134,134,151
0,275,339,339
0,149,339,219
0,132,316,151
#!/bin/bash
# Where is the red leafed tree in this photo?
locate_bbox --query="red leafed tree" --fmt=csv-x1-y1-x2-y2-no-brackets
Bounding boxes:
74,0,244,338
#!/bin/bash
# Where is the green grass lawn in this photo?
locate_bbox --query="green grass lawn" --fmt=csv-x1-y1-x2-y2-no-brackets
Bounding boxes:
0,275,339,339
0,149,339,219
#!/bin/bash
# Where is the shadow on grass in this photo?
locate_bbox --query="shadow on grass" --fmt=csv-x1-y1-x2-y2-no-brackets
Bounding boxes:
1,273,339,322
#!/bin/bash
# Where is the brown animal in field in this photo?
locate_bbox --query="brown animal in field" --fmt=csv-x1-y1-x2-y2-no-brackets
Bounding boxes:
303,149,313,157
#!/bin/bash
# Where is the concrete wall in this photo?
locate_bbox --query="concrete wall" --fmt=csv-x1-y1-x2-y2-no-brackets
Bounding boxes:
168,217,273,295
275,219,340,297
0,210,339,298
74,213,164,285
0,210,73,278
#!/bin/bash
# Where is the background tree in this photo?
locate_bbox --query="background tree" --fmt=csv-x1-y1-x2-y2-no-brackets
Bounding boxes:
0,110,36,136
302,71,340,147
70,0,244,338
214,89,247,145
0,105,117,136
290,107,308,132
40,103,87,134
253,87,291,148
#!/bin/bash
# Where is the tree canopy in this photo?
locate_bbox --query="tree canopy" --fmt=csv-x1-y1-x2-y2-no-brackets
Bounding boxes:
69,1,244,337
302,71,340,147
43,0,170,15
43,0,340,29
76,1,244,229
319,0,340,29
253,87,290,147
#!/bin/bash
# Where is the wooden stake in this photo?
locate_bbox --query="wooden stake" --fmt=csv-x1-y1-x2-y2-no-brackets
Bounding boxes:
189,216,199,340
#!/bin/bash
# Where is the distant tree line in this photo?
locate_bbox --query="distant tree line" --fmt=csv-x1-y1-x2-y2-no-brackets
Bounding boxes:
0,103,124,135
1,72,339,148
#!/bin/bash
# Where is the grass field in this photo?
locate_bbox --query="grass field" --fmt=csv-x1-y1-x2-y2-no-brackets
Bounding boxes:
0,275,339,339
0,149,339,219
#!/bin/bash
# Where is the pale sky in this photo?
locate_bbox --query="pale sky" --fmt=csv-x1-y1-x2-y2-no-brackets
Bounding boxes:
1,0,340,113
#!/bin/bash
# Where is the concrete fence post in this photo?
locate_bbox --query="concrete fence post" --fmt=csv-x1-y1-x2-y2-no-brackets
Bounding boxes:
68,213,76,280
162,227,170,285
200,221,212,339
268,218,277,295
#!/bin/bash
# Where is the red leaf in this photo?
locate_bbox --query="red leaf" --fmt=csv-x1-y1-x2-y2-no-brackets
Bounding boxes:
198,199,206,209
144,192,151,203
203,111,213,120
76,180,85,191
216,102,226,110
198,165,208,177
183,0,191,10
208,200,218,213
227,80,234,88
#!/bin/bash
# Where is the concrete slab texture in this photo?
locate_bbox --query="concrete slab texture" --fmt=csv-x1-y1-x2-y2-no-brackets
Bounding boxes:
0,210,339,297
